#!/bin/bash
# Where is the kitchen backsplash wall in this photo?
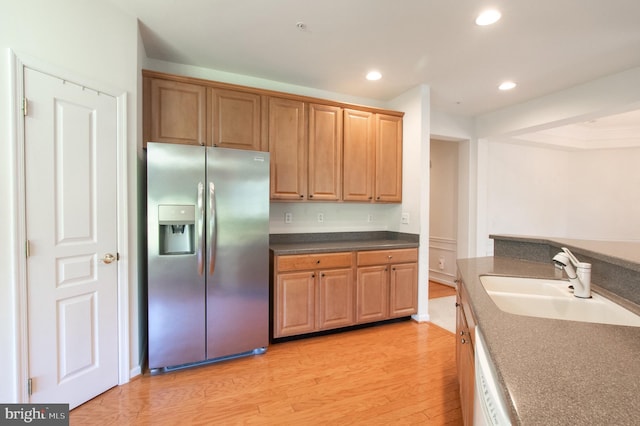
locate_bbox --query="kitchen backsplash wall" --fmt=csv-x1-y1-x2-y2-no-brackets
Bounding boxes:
269,202,403,234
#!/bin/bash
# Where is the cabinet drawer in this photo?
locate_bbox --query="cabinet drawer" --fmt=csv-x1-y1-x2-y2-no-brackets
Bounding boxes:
277,252,354,272
357,248,417,266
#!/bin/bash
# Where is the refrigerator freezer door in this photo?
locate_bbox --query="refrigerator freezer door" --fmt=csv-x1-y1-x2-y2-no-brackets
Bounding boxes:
147,143,206,369
206,148,270,359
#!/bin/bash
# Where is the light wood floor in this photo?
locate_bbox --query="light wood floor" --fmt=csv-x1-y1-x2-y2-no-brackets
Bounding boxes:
429,281,456,299
71,320,462,424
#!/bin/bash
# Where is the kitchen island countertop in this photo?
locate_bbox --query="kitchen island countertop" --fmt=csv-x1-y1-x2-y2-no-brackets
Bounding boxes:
457,254,640,425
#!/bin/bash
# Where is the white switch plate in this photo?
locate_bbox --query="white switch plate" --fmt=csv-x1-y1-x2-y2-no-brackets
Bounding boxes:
284,212,292,224
401,212,410,224
317,213,324,223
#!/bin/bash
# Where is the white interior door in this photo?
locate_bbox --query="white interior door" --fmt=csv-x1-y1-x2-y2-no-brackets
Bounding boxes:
24,67,119,409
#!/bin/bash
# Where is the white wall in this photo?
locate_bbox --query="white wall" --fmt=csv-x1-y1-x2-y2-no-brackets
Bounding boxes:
486,141,569,238
0,0,139,402
485,141,640,243
430,111,476,259
476,66,640,254
568,147,640,240
429,139,458,284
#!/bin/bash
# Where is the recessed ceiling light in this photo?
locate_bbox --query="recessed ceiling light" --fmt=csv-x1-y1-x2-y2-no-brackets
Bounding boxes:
498,81,517,91
366,71,382,81
476,10,501,26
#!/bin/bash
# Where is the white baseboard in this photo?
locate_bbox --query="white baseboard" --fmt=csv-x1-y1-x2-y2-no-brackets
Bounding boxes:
412,313,430,322
129,365,142,379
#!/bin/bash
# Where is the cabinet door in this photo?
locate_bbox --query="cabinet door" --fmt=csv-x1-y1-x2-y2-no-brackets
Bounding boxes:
274,271,315,338
389,263,418,317
269,97,307,200
356,265,388,323
456,290,475,424
208,88,263,151
147,78,206,146
375,114,403,202
308,104,342,201
343,109,375,201
317,268,354,330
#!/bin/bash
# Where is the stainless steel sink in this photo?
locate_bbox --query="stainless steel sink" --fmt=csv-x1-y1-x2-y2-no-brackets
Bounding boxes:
480,275,640,327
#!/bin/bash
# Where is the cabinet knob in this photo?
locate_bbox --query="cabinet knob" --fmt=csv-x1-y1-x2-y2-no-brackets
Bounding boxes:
311,273,315,278
388,255,392,259
321,273,325,277
460,330,465,336
300,194,304,198
316,260,320,264
461,338,467,344
368,196,373,200
309,194,313,198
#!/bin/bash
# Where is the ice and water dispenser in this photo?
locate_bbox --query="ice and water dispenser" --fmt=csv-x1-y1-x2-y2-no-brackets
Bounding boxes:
158,205,196,255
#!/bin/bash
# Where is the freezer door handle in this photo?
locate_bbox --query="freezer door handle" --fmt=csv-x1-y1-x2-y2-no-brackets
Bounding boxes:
208,182,217,276
197,182,204,276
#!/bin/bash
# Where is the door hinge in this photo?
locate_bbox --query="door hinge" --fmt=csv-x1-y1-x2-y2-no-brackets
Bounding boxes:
116,252,120,261
22,98,28,116
25,240,31,258
27,378,33,396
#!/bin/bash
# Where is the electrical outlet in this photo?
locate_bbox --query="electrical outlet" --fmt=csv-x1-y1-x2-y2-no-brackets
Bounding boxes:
401,212,410,224
367,214,373,222
438,256,445,270
284,212,292,224
317,213,324,223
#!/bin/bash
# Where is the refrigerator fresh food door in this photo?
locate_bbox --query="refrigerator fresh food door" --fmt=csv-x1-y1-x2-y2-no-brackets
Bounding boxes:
147,143,206,369
206,147,270,359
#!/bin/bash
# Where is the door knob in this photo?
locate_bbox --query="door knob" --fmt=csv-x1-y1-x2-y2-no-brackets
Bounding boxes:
101,253,116,264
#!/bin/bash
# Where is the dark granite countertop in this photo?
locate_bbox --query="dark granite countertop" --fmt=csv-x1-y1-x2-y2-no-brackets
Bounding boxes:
457,256,640,425
269,231,419,255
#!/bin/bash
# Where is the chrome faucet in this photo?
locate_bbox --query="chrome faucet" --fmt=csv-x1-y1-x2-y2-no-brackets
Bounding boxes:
552,247,591,298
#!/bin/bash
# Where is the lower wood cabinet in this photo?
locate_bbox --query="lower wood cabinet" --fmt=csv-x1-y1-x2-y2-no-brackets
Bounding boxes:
272,247,418,339
456,276,475,425
273,252,354,338
356,248,418,323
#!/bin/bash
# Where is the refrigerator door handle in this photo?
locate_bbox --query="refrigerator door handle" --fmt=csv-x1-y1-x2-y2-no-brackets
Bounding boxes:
208,182,217,275
197,182,205,276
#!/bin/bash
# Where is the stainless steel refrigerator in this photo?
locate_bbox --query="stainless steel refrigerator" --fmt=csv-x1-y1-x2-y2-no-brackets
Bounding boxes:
146,142,269,371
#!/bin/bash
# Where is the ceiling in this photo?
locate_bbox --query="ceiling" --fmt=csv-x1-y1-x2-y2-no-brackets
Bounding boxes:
105,0,640,146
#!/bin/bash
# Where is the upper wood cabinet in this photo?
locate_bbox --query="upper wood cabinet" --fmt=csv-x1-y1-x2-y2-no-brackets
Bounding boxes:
268,99,343,201
343,109,375,202
343,110,402,202
146,78,207,146
268,97,307,200
375,114,403,202
143,70,403,198
208,88,264,151
143,73,265,151
308,103,342,201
